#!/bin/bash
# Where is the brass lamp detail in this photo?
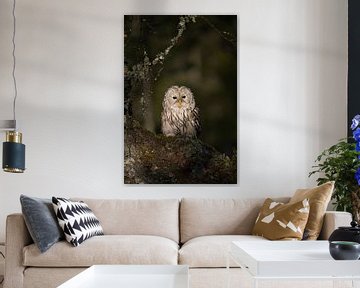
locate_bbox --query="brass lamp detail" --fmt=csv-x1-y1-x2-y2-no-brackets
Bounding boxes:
2,131,25,173
6,130,22,143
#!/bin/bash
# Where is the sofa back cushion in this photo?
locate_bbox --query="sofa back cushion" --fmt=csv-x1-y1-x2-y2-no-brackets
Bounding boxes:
180,198,289,243
72,198,179,243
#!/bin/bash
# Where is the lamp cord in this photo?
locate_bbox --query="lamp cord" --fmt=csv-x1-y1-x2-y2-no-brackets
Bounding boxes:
12,0,18,130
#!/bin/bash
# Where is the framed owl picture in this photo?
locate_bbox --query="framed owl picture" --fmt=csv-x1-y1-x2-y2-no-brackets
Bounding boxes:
124,15,237,184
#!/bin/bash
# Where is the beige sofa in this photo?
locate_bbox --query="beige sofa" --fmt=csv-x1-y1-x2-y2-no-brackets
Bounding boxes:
4,198,352,288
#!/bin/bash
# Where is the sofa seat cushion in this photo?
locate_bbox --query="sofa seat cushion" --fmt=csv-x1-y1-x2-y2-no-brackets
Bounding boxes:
179,235,267,268
23,235,179,267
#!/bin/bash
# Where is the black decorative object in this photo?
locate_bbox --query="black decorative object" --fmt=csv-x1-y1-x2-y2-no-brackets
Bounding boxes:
329,241,360,260
3,131,25,173
1,0,26,173
329,221,360,244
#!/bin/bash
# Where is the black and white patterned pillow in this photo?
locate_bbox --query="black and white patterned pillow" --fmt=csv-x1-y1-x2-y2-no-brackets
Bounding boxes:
52,197,104,247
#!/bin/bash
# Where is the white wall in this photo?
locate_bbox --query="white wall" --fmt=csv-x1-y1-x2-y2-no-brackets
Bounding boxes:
0,0,347,242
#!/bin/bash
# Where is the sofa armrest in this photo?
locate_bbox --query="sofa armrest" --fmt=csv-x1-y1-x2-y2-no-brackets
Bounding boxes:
4,213,33,288
318,211,352,240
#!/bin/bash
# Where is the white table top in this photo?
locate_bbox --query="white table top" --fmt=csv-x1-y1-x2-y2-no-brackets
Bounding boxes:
58,265,189,288
231,240,360,278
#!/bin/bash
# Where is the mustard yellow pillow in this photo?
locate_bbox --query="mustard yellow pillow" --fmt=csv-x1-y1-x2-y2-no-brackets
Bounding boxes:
289,181,334,240
252,198,310,240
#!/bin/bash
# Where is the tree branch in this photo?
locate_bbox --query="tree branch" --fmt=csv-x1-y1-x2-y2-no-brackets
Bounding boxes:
125,118,237,184
200,16,236,47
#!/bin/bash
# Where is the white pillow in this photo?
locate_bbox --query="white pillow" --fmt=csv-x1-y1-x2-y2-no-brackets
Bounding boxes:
52,197,103,247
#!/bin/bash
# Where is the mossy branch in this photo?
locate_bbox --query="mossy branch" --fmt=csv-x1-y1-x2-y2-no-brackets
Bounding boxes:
124,118,237,184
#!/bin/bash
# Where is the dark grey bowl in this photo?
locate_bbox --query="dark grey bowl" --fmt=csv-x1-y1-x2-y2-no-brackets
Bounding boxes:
329,241,360,260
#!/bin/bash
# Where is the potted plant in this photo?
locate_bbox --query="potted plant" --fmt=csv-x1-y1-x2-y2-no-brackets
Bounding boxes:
309,115,360,222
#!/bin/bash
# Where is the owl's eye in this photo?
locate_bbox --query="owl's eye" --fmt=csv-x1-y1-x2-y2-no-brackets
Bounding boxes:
182,96,186,99
172,96,177,100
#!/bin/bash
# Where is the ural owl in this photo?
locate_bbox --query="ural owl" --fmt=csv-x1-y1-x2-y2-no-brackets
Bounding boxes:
161,86,200,137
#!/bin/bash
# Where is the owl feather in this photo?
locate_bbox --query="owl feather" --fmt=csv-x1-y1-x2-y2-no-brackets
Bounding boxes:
161,86,200,137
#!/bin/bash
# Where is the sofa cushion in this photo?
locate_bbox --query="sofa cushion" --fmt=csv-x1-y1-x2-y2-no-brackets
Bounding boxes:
252,198,310,240
20,195,64,253
180,198,289,243
72,198,179,243
23,235,179,267
179,235,267,268
52,197,104,247
290,181,334,240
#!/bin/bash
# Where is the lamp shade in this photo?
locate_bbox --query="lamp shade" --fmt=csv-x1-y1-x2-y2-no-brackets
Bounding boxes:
2,131,25,173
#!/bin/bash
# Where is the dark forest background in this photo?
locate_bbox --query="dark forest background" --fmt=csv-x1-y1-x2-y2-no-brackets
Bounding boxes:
124,15,237,155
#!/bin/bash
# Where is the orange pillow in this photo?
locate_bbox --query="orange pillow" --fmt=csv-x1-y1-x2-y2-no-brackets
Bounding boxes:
289,181,334,240
252,198,310,240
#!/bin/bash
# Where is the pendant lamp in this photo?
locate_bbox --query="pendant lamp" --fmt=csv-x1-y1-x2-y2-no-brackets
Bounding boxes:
1,0,26,173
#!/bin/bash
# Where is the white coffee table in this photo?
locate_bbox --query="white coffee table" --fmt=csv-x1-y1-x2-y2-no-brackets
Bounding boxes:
58,265,189,288
228,241,360,288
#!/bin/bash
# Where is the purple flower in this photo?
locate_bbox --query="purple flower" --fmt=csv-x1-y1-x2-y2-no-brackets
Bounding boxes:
357,142,360,152
356,167,360,186
352,115,360,130
354,128,360,142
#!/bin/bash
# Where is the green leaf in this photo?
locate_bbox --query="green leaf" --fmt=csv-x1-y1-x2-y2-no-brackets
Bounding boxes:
309,138,360,215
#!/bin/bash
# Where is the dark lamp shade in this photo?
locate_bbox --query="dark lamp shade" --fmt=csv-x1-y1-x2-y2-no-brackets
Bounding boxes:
3,140,25,173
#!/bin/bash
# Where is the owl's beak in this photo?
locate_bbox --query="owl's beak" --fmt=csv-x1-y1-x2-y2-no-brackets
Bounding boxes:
177,99,183,108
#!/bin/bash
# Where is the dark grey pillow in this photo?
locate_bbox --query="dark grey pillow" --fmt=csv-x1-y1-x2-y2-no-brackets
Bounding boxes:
20,195,64,253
